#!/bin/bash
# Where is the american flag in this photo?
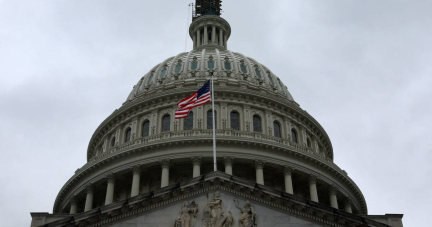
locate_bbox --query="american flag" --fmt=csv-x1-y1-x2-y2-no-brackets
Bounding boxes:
175,80,211,119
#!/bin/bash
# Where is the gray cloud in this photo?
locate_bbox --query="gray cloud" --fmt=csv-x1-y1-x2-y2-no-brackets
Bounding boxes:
0,1,430,226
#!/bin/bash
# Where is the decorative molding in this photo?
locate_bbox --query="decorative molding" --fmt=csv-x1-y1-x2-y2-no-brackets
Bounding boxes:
105,172,116,183
283,166,293,176
254,159,266,169
308,175,317,185
160,159,171,168
131,165,142,175
190,156,203,166
223,156,235,166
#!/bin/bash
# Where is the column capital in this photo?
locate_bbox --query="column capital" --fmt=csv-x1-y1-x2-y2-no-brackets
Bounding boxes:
190,156,202,166
85,183,94,194
254,159,266,169
70,196,78,205
345,197,352,206
105,172,116,183
131,165,142,175
283,165,293,176
160,159,171,168
329,184,339,195
223,156,235,165
308,175,317,184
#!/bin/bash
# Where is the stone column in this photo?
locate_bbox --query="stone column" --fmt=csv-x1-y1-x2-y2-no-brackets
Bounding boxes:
223,156,235,175
283,166,294,194
160,159,170,188
309,175,319,202
69,196,78,214
191,156,202,177
104,173,116,205
219,29,223,46
204,26,208,44
344,198,353,213
329,185,338,209
224,34,227,49
193,34,197,49
212,26,216,44
197,29,201,47
84,184,94,212
130,165,142,197
254,159,266,185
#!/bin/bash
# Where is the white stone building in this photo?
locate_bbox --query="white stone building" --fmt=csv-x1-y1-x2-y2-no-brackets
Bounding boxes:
30,2,403,227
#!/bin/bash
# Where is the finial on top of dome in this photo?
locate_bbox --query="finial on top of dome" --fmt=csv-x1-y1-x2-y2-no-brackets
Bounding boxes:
192,0,222,21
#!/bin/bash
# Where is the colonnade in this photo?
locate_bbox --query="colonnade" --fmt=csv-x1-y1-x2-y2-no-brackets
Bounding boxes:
194,25,227,49
70,157,352,214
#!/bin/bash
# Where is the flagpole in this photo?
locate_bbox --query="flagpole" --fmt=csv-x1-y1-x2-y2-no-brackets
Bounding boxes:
211,72,217,171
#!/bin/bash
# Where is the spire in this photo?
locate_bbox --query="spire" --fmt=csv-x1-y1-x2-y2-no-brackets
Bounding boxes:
193,0,222,20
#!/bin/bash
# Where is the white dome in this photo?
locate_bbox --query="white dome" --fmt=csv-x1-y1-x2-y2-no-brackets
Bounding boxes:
125,49,294,103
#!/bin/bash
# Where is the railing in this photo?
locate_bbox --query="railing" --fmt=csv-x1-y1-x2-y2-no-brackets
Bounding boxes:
87,129,332,166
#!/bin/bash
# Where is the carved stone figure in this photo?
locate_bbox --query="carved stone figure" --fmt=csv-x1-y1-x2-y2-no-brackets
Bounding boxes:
209,191,223,227
174,201,198,227
234,199,256,227
219,211,234,227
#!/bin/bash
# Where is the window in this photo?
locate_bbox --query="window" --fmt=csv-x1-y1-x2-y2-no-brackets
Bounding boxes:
142,121,150,137
162,115,171,132
160,68,167,78
111,137,116,147
278,80,285,93
230,111,240,130
191,61,198,70
175,63,182,73
268,75,274,85
224,61,231,70
184,112,193,130
125,128,131,142
147,74,154,85
207,110,217,129
253,115,261,132
240,64,247,73
208,60,215,69
255,68,262,79
274,122,281,138
291,129,297,143
307,138,311,148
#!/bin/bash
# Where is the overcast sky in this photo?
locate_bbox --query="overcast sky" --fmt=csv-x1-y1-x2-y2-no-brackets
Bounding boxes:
0,1,431,227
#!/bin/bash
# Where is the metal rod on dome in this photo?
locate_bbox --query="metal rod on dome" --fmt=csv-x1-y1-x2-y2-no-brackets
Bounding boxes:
211,71,217,171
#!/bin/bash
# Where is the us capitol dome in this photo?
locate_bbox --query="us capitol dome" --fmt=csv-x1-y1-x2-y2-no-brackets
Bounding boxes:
30,1,403,227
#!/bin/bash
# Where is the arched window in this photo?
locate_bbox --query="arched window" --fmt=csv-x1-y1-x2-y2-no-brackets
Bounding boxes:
142,121,150,137
240,64,247,73
147,73,154,85
230,111,240,130
207,110,217,129
224,61,231,70
111,137,116,147
160,68,167,78
191,61,198,70
268,75,275,85
208,60,215,69
274,122,281,138
255,68,262,79
125,128,132,142
184,112,193,130
174,63,182,73
278,80,285,93
291,129,297,143
162,115,171,132
307,138,311,148
253,115,261,132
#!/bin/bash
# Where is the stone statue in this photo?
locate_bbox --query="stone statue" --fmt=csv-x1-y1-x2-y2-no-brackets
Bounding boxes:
234,199,256,227
219,211,234,227
174,201,198,227
209,191,223,227
203,191,224,227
